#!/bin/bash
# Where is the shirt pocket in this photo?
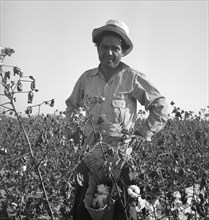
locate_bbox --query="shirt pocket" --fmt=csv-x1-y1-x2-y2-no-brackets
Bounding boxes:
112,100,126,108
111,99,126,123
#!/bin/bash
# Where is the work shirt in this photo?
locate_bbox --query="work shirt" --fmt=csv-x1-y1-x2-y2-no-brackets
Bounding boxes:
65,62,168,142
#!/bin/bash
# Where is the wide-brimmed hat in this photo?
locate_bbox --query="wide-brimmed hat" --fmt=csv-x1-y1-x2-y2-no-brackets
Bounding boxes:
92,19,133,56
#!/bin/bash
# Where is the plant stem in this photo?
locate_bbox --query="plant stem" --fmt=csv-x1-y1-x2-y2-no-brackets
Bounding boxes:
1,64,16,68
10,100,55,219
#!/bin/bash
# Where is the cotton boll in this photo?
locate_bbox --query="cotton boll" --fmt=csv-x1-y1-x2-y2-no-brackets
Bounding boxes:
92,184,110,209
128,185,140,198
97,184,109,195
94,194,108,208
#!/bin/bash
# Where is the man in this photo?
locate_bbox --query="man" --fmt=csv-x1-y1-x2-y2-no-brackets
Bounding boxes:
65,19,168,220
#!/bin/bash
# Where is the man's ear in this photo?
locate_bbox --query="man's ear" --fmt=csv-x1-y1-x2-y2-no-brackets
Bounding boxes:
96,45,100,53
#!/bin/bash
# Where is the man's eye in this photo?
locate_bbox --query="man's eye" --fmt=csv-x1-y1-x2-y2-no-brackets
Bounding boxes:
113,46,120,51
100,45,107,50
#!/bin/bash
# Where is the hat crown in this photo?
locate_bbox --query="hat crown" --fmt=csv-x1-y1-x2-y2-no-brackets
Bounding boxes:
105,19,130,37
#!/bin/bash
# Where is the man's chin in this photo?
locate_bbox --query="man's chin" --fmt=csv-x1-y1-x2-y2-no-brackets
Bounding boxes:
103,62,118,69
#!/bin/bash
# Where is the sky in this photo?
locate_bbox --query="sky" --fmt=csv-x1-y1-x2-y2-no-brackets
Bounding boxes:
0,0,208,116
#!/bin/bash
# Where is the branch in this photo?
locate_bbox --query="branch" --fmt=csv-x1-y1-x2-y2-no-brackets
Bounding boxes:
10,100,55,219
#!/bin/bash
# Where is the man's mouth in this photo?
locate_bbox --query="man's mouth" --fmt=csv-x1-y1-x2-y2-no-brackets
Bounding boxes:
104,58,113,62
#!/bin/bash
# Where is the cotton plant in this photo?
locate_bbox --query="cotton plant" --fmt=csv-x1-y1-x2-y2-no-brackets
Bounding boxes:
128,185,155,220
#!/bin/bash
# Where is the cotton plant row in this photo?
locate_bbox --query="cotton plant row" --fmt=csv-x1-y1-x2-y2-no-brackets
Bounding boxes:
1,103,209,219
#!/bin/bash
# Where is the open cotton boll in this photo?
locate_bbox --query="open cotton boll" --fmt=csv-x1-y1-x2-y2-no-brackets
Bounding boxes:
97,184,109,194
92,184,110,209
93,194,108,209
128,185,140,198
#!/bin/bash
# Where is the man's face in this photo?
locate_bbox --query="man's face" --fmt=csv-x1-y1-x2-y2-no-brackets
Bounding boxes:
97,34,123,70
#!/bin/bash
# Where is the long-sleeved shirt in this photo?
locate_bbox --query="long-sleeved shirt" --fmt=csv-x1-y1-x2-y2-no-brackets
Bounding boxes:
65,62,168,142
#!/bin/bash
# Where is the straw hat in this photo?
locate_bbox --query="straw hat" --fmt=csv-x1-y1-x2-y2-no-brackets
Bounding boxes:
92,19,133,56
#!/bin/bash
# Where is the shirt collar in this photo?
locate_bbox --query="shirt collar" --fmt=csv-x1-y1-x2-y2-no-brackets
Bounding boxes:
90,62,129,77
89,68,99,76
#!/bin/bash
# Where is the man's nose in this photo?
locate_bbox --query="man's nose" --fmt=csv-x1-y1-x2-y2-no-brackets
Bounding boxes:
107,49,113,55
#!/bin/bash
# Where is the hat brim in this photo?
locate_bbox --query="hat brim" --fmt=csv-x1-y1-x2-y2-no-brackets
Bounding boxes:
92,24,133,56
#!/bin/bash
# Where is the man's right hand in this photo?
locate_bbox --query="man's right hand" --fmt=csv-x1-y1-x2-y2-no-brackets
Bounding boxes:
67,127,85,145
128,131,146,151
129,135,145,151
